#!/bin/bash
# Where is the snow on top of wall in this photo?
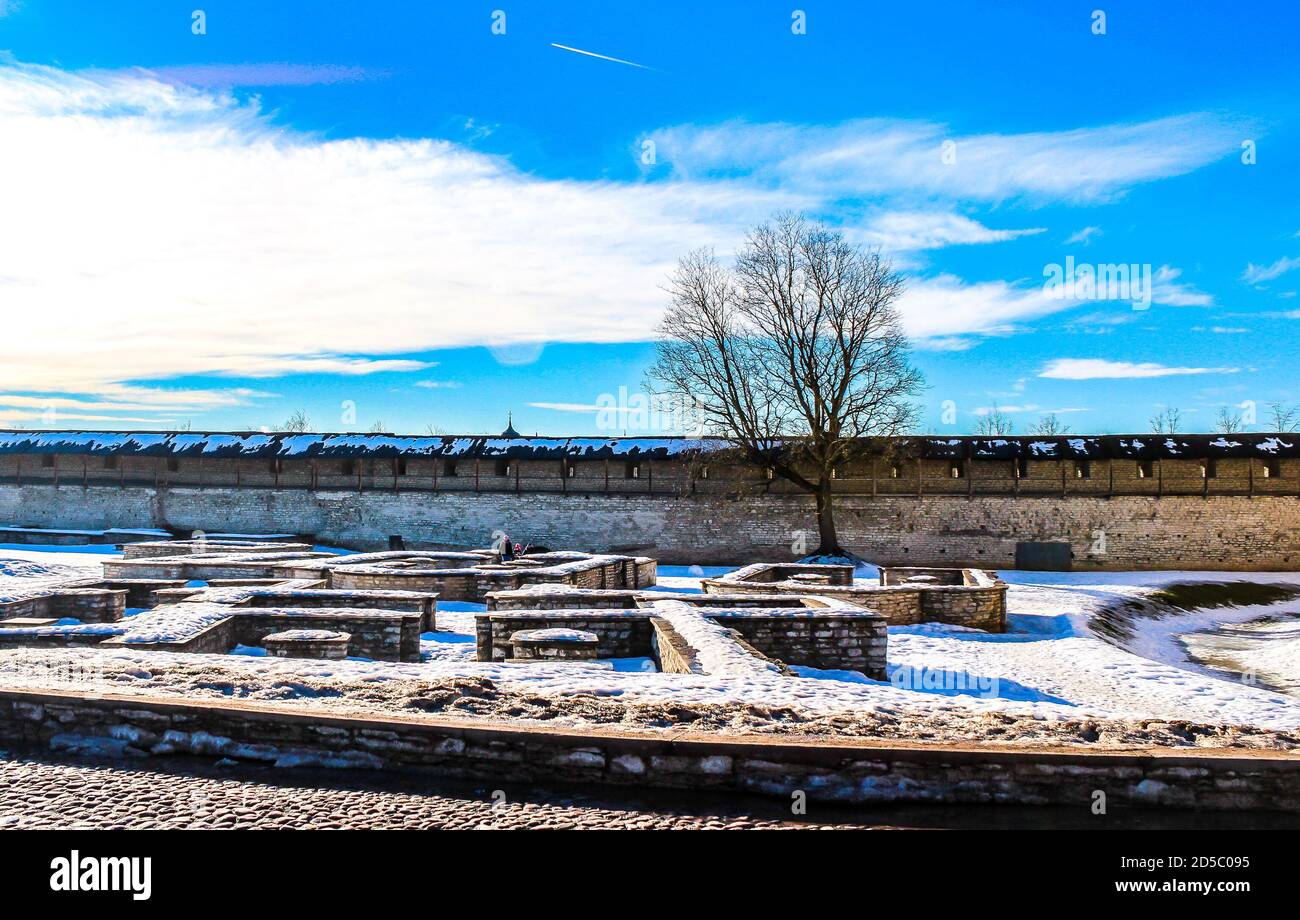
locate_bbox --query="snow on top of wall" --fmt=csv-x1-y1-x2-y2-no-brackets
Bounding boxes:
1,430,1298,460
1258,437,1296,454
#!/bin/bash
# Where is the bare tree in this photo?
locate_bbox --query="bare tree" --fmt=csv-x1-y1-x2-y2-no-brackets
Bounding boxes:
1268,402,1299,432
368,420,388,434
1027,412,1070,436
1149,407,1182,434
276,409,311,433
1215,406,1243,433
974,406,1014,436
647,213,924,557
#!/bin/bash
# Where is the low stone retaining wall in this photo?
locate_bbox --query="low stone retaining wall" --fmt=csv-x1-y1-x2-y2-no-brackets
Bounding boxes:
711,611,888,680
917,586,1007,631
0,588,127,624
0,526,163,546
649,617,702,674
232,588,437,632
702,563,1008,632
228,610,420,661
487,589,641,611
102,550,335,579
476,611,652,661
99,607,424,661
1,687,1297,812
330,569,484,601
263,629,351,660
97,579,190,608
122,540,315,558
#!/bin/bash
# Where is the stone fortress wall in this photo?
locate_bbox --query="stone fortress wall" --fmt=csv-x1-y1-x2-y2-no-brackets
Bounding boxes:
0,430,1296,569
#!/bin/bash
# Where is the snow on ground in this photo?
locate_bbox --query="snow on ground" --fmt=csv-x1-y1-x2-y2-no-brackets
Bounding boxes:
0,544,111,598
4,546,1300,734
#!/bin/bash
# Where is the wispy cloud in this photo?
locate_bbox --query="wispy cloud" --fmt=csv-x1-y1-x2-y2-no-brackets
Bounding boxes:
1243,255,1300,285
101,63,376,89
1151,265,1213,307
1039,359,1239,380
856,211,1044,252
1065,226,1102,245
646,113,1247,204
221,357,434,378
529,402,601,413
973,404,1089,415
0,410,176,425
415,380,462,389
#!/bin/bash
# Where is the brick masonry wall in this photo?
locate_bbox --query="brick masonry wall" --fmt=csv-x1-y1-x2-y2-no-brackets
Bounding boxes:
1,483,1296,569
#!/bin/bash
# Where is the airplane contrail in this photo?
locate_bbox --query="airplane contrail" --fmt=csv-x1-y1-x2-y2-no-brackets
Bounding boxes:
550,43,651,70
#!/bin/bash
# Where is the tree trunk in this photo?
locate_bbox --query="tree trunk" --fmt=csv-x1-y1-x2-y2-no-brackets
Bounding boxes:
814,474,842,556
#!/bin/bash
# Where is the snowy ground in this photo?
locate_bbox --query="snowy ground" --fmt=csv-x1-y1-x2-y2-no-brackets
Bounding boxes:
4,546,1300,746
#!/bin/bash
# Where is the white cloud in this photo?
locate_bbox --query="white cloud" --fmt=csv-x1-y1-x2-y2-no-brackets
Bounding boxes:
1243,255,1300,284
973,404,1088,415
529,402,601,413
0,410,175,424
899,274,1066,342
647,113,1246,204
0,60,1246,416
855,211,1043,252
1065,226,1102,245
1038,359,1239,380
1151,264,1213,307
0,61,787,400
415,380,462,389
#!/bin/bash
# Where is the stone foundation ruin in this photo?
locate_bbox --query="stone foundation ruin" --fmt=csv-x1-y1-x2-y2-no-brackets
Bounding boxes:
103,544,656,603
701,563,1008,632
478,587,889,679
0,539,897,679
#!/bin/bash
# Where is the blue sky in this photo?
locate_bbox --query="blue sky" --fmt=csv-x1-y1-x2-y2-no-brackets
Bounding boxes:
0,0,1297,436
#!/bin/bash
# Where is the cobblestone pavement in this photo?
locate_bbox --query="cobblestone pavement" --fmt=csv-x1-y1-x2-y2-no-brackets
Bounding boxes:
0,746,865,830
3,747,1289,830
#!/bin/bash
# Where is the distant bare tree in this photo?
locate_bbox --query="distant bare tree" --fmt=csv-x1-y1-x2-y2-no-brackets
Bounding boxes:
1149,407,1182,434
276,409,311,433
1215,406,1243,433
1027,412,1070,436
368,420,388,434
1268,402,1299,432
647,213,924,557
974,406,1015,436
